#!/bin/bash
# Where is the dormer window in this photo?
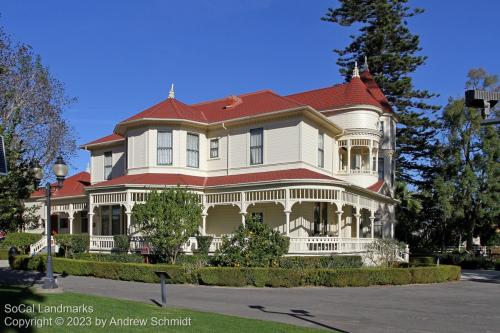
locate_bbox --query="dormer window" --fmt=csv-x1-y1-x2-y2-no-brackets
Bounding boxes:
104,151,112,180
250,128,263,165
157,130,173,165
187,133,199,168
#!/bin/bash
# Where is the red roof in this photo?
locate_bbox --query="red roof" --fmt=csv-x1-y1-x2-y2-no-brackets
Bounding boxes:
31,172,90,198
83,71,393,145
367,179,385,193
82,133,124,147
286,76,383,111
360,70,393,114
90,168,338,188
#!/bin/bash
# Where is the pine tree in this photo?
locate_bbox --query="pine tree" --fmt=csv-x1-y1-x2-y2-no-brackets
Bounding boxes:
434,69,499,250
322,0,440,185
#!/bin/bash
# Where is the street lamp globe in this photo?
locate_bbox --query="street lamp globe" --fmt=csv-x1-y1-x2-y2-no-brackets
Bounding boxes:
52,156,68,187
31,160,44,184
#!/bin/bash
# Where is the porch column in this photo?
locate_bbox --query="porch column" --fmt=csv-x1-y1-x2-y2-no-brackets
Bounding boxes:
88,213,94,236
69,216,74,235
284,210,291,236
354,213,361,239
370,216,375,239
240,212,246,227
125,211,132,235
201,213,207,236
336,211,343,239
347,140,351,173
391,221,394,239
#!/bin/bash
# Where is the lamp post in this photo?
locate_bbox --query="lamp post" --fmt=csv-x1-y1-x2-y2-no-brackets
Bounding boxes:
32,156,68,289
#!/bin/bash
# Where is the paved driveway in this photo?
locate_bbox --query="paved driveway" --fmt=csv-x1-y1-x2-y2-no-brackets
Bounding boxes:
0,265,499,333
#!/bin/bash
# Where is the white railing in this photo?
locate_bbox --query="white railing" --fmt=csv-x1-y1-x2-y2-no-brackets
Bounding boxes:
288,237,374,255
30,237,58,255
85,236,384,257
30,237,46,254
90,236,115,251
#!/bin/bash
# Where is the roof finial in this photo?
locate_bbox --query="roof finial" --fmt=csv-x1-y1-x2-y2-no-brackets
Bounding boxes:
168,83,175,99
363,55,369,71
352,61,360,78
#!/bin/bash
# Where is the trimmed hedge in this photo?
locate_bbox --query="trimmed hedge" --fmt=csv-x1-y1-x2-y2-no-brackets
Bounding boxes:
12,255,461,287
279,255,362,269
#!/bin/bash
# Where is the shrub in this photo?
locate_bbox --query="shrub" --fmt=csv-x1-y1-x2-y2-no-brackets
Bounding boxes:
54,234,90,257
195,236,213,256
486,233,500,246
365,239,406,267
439,253,495,269
71,234,90,254
13,256,461,287
279,255,362,269
409,256,435,266
176,254,211,268
495,261,500,271
3,233,42,254
113,235,130,253
215,217,290,267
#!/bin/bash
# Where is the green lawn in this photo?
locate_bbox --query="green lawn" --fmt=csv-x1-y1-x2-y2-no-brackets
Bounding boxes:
0,286,328,332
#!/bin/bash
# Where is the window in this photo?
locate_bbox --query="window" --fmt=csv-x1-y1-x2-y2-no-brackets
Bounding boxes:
187,133,199,168
250,128,263,165
157,130,173,165
112,205,121,235
104,151,112,180
101,206,110,235
378,157,384,180
391,122,396,149
380,121,384,136
251,212,263,223
210,138,219,158
80,211,88,233
318,133,324,168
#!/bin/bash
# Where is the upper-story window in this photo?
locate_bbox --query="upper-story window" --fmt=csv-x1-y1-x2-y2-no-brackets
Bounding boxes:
104,151,112,180
250,128,263,165
318,133,324,168
187,133,199,168
157,130,173,165
210,138,219,159
391,121,396,150
380,121,384,136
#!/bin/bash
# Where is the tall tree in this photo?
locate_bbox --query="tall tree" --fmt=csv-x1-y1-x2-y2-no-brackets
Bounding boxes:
0,26,76,231
434,69,499,250
132,188,202,264
322,0,440,185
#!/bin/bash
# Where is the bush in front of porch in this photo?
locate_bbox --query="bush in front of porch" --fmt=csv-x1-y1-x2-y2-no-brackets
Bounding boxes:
55,234,89,257
1,232,42,254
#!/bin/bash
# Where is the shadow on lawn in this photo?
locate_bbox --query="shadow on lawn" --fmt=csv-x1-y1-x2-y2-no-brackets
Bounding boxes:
248,305,349,332
0,286,45,333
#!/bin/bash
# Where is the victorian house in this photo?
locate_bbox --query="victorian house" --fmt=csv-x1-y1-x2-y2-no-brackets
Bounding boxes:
26,63,401,256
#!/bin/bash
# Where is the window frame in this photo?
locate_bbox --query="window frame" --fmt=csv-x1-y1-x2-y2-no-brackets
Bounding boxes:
186,133,200,168
318,133,324,168
104,151,113,180
249,128,264,165
157,130,173,166
209,138,219,159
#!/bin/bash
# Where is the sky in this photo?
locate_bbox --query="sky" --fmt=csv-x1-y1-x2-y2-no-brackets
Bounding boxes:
1,0,499,174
